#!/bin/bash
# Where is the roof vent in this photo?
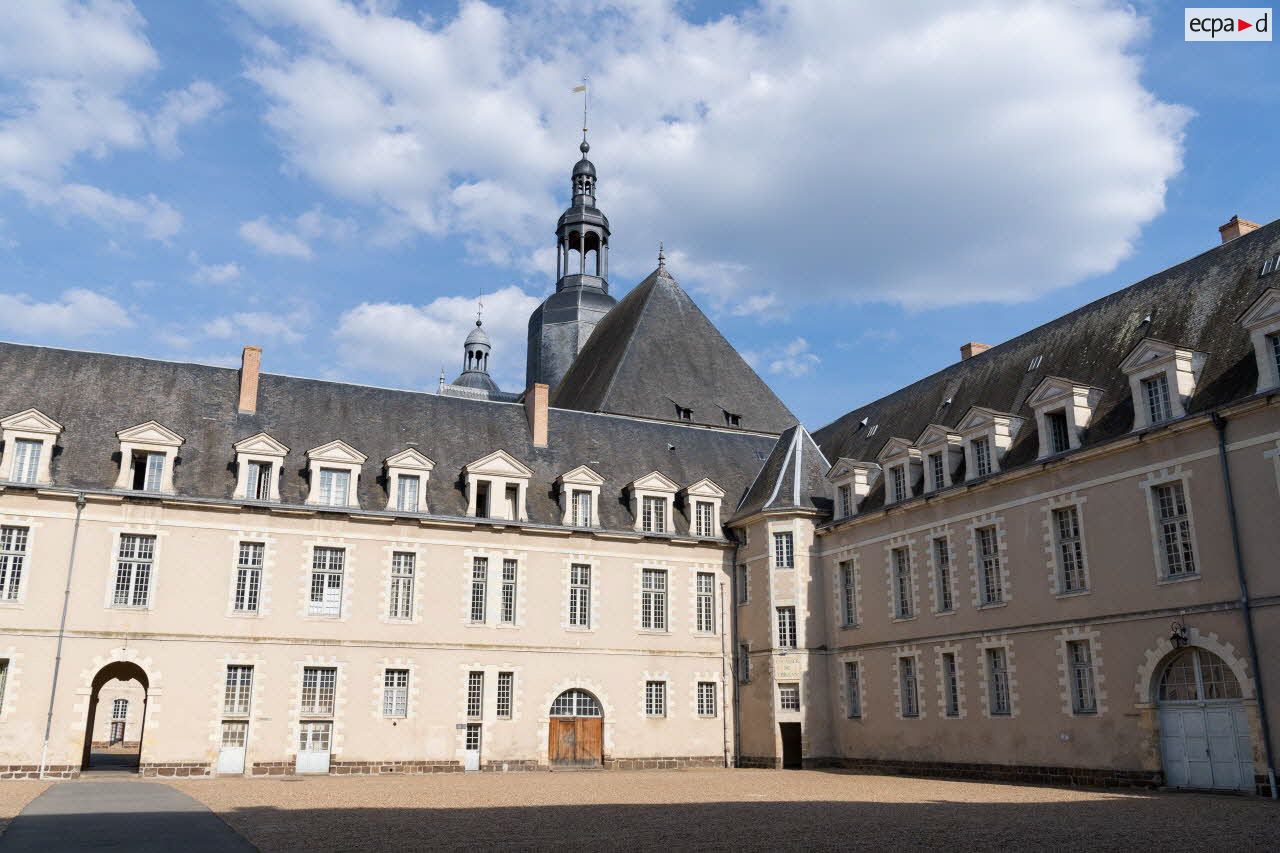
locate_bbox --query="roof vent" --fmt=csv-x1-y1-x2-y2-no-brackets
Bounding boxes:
1262,254,1279,277
1027,355,1043,372
866,424,879,437
960,342,991,360
859,417,869,427
1219,215,1260,244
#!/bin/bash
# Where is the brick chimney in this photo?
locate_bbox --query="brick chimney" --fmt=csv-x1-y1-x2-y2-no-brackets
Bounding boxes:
525,383,549,447
960,342,991,361
238,346,262,414
1219,215,1260,243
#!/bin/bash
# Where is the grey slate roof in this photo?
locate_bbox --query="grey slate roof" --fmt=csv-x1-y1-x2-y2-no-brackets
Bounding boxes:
813,218,1280,513
730,424,832,522
551,266,799,434
0,342,777,532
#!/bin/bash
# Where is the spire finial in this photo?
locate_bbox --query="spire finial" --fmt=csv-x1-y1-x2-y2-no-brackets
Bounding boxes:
657,241,665,269
476,294,484,327
573,78,589,152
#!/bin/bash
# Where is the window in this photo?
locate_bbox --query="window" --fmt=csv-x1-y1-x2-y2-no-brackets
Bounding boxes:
382,669,409,717
1053,506,1086,592
246,460,272,500
676,406,692,421
839,561,857,626
466,671,484,718
470,558,488,623
844,662,861,718
899,657,919,718
724,411,741,428
645,680,666,717
778,683,800,712
1046,411,1070,455
776,606,797,648
697,681,717,717
395,475,419,513
112,698,128,720
986,648,1011,716
308,547,344,617
568,564,591,628
1067,641,1097,714
866,423,878,437
695,501,715,537
0,525,28,601
891,465,907,502
572,490,591,527
1154,482,1196,577
933,538,953,612
736,563,748,605
221,721,247,750
550,689,601,716
695,572,715,633
641,569,667,630
316,468,350,507
1158,648,1242,702
300,667,336,716
737,643,750,683
500,559,517,625
942,653,960,718
0,659,7,713
504,485,519,519
773,531,794,568
929,451,945,491
972,437,992,478
113,534,155,607
464,723,481,751
475,481,491,518
892,547,912,618
1270,333,1280,385
233,542,263,613
976,526,1003,605
491,671,512,719
10,438,41,484
838,484,853,518
131,451,165,492
1142,373,1173,425
641,496,667,533
224,665,253,715
389,552,414,620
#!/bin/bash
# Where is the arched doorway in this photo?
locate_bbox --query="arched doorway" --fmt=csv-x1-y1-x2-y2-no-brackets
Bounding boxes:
548,689,603,767
82,661,149,773
1156,647,1255,791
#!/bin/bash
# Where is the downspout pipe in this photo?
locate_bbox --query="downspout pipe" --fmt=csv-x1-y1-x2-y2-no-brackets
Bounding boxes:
1211,413,1277,799
719,580,730,769
730,534,743,767
39,492,86,780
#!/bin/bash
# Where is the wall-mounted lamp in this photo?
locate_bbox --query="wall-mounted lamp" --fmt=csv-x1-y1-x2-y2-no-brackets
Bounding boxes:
1170,621,1189,649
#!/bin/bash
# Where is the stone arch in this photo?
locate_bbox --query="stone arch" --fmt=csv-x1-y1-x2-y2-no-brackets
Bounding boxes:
1134,626,1255,706
537,677,615,762
82,659,151,771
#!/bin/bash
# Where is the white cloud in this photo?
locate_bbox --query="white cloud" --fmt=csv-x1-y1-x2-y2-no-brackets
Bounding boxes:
0,288,133,337
202,305,310,344
752,337,820,378
333,285,541,389
238,207,356,259
149,80,227,157
237,0,1188,310
190,258,243,284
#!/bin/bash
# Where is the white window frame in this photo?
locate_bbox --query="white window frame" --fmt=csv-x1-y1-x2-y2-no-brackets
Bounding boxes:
1052,504,1089,594
932,536,954,613
1239,288,1280,392
382,669,409,718
384,448,433,514
1026,378,1102,460
773,531,795,569
1066,640,1097,715
914,426,963,492
1142,373,1173,425
466,671,484,719
682,479,724,538
696,681,717,718
641,568,668,631
308,546,345,617
736,563,749,606
844,660,862,718
645,680,666,717
1119,338,1204,431
890,546,914,619
388,551,415,620
232,433,288,503
778,682,801,712
975,525,1004,606
898,656,920,718
305,440,365,508
641,495,667,533
776,606,797,648
0,525,29,602
557,465,604,528
499,558,518,625
470,557,488,623
958,407,1021,482
695,571,715,634
496,671,513,719
629,471,678,534
0,409,63,486
826,458,881,518
1144,475,1200,581
233,541,264,614
114,421,184,493
112,533,156,608
985,647,1012,717
224,665,253,716
941,651,961,718
839,559,858,627
568,563,591,628
300,666,336,716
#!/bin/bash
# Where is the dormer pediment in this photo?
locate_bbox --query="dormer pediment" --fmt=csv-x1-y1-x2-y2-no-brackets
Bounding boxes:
116,420,184,447
682,477,726,498
306,439,368,465
1027,376,1104,409
826,458,880,483
1119,337,1204,374
233,432,289,457
915,423,960,448
1238,287,1280,329
1,408,64,436
385,448,435,471
875,436,918,463
464,449,533,479
957,406,1004,433
630,471,680,493
558,465,606,487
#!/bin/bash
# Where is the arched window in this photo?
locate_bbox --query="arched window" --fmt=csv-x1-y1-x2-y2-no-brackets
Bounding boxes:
1158,648,1242,702
549,688,602,717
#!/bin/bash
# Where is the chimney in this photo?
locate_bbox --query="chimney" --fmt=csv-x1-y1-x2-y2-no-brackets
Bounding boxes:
525,383,549,447
1219,215,1260,243
960,342,991,361
238,346,262,414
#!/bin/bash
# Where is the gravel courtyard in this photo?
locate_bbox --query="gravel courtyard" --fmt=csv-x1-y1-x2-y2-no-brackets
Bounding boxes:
171,769,1280,852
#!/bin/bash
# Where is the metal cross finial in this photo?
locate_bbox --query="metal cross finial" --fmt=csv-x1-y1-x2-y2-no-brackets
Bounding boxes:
657,241,665,268
476,294,483,326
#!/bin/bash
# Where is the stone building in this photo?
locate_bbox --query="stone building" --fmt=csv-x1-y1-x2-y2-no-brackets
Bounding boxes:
0,145,1277,796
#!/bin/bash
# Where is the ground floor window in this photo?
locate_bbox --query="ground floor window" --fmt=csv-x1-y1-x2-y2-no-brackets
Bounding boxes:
778,682,800,712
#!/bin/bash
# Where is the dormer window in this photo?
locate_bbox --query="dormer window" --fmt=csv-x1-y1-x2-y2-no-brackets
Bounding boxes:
233,433,288,503
1119,338,1206,431
114,421,184,494
682,478,725,538
1046,411,1070,454
914,424,963,492
643,496,666,532
676,406,693,422
1026,377,1103,460
247,461,273,500
1,409,63,486
972,437,992,477
573,490,592,526
463,450,532,522
724,411,742,428
304,440,366,509
957,407,1022,482
1142,374,1172,424
826,458,881,519
838,484,853,518
1237,287,1280,393
384,448,434,514
891,466,907,502
629,471,679,534
875,438,921,506
557,465,605,528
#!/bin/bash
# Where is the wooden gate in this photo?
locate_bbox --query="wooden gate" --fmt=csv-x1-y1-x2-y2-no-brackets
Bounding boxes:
549,717,603,766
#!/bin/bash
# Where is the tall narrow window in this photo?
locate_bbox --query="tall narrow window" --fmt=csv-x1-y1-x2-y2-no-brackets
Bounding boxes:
389,552,414,620
245,461,272,500
131,450,165,492
113,534,155,607
697,681,717,717
1154,482,1196,577
309,547,344,617
839,560,857,627
504,485,519,519
641,496,666,533
496,671,513,719
776,606,797,648
695,501,714,537
1046,410,1071,455
233,541,264,613
1143,373,1173,425
645,680,666,717
773,531,794,568
929,451,945,491
500,559,518,624
972,437,992,478
470,557,488,623
838,484,853,518
383,669,409,717
976,526,1003,605
891,465,907,502
892,547,913,618
1067,640,1097,714
112,698,128,720
986,648,1011,716
736,563,748,604
641,568,667,630
395,475,419,512
942,652,960,718
1271,333,1280,385
300,667,336,716
738,643,750,683
899,657,919,718
845,661,861,718
316,468,350,507
466,671,484,719
568,564,591,627
572,490,591,527
696,572,715,633
1054,506,1086,592
0,525,29,601
224,665,253,715
11,439,41,484
475,481,490,518
933,537,953,612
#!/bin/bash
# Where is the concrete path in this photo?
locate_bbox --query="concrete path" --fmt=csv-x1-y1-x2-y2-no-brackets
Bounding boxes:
0,781,256,852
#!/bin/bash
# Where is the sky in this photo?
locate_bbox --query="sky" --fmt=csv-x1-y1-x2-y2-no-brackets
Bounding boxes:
0,0,1276,430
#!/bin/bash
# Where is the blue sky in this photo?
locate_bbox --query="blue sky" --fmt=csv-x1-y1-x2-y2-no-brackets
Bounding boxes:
0,1,1275,430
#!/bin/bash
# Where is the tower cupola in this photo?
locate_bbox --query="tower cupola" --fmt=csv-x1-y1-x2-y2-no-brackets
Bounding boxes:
453,318,500,393
555,136,611,292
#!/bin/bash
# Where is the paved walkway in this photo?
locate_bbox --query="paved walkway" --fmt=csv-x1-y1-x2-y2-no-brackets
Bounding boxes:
0,781,256,852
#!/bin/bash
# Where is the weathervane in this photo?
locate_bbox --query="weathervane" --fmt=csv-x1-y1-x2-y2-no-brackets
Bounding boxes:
658,241,665,268
572,78,589,142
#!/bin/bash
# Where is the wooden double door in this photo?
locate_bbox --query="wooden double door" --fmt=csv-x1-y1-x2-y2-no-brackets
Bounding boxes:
549,717,603,766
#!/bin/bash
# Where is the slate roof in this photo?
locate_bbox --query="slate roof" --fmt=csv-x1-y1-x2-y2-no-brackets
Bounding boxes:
0,342,777,533
813,218,1280,513
551,266,799,434
731,424,832,522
